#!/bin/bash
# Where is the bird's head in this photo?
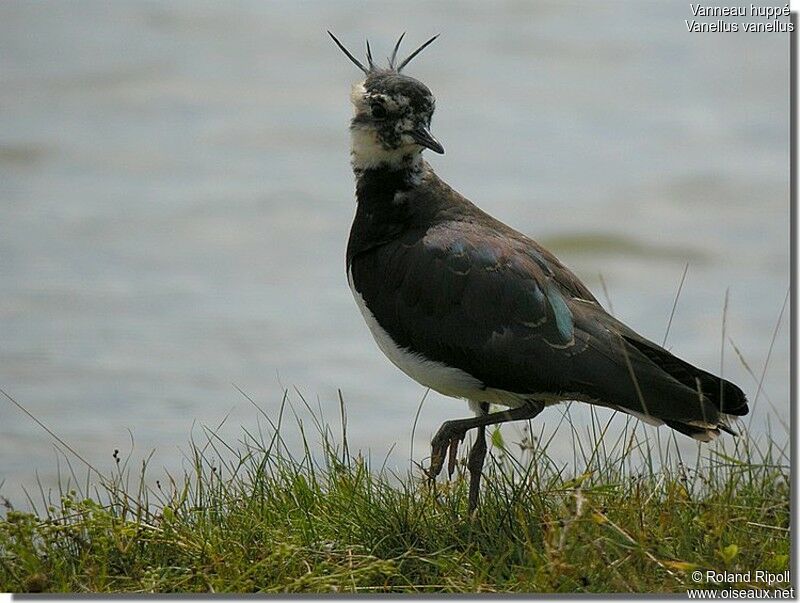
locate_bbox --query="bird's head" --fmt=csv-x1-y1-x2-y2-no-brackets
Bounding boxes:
328,32,444,171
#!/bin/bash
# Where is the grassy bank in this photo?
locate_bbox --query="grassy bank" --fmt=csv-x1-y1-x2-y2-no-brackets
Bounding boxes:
0,393,791,594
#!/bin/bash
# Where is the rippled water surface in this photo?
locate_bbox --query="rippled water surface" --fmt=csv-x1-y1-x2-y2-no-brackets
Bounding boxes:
0,1,789,505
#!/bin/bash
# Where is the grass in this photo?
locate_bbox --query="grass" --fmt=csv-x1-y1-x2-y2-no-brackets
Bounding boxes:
0,386,791,594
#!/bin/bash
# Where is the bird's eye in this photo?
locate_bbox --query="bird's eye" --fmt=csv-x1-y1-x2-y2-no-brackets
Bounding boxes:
371,104,388,119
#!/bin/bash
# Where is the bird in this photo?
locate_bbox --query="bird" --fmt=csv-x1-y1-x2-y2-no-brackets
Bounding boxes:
329,32,749,512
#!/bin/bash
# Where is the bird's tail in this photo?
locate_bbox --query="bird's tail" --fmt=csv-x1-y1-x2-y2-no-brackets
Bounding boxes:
622,335,749,417
618,333,749,441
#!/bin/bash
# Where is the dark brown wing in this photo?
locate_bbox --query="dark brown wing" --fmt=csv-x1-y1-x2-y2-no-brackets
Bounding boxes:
350,219,747,426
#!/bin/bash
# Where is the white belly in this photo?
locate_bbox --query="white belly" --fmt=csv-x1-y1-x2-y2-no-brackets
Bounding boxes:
348,269,529,407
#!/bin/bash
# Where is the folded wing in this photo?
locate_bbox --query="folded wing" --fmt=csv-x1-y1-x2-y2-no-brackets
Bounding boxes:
350,219,748,437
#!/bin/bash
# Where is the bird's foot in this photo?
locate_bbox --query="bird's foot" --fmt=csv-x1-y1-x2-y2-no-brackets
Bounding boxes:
427,420,467,482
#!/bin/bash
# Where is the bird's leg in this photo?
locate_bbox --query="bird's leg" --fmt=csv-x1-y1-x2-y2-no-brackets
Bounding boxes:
427,400,545,482
467,402,490,513
447,432,460,478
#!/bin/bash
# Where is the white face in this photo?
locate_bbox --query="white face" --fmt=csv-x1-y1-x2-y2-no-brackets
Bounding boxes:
348,76,440,170
349,83,419,169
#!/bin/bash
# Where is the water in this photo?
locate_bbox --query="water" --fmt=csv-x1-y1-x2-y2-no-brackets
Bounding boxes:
0,1,789,506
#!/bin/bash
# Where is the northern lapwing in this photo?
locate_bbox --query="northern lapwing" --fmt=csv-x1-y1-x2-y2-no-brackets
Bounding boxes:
330,33,749,512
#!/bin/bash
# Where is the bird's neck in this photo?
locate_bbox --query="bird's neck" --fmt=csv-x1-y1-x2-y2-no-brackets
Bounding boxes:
355,165,410,205
350,128,424,186
353,156,431,212
347,147,431,266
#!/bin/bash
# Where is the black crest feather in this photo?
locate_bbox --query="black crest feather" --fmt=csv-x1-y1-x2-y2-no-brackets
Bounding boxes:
396,34,439,72
388,32,406,69
328,31,439,74
327,31,369,74
365,39,375,70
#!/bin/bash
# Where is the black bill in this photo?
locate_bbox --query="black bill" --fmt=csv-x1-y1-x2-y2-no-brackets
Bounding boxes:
410,125,444,154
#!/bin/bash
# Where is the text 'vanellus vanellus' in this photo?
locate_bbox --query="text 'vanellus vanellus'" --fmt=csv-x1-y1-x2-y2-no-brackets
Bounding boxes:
330,33,749,513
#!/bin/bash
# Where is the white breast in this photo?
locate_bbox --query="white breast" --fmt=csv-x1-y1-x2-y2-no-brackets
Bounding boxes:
348,268,487,400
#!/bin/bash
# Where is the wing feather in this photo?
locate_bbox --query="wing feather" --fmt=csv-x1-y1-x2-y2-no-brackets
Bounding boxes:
350,219,747,427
